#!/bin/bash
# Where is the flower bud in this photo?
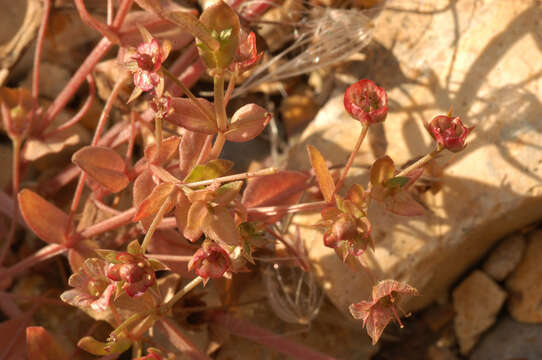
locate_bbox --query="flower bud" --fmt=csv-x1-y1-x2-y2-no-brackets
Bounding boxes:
188,240,231,281
425,115,472,152
106,252,155,297
344,79,388,125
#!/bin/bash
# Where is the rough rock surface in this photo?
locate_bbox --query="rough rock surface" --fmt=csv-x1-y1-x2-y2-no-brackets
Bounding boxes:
482,234,526,281
452,271,506,354
287,0,542,318
506,230,542,323
470,316,542,360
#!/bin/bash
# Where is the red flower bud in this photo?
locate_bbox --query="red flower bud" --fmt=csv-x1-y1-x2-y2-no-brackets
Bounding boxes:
425,115,472,152
344,79,388,125
106,252,155,297
188,240,231,281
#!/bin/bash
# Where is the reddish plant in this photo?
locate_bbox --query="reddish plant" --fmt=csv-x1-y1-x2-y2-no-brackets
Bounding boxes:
0,0,474,358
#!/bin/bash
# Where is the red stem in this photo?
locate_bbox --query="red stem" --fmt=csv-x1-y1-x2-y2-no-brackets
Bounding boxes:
0,244,66,281
43,75,96,138
211,311,337,360
43,37,112,126
80,208,136,238
32,0,52,101
157,318,211,360
333,123,368,195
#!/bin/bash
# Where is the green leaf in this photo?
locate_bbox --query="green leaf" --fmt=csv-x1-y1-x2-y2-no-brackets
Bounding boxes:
387,176,410,188
370,156,395,186
184,159,234,184
306,145,335,202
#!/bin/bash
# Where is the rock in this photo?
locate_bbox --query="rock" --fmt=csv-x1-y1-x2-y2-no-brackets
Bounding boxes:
470,316,542,360
452,271,506,354
506,230,542,323
482,233,526,281
426,345,458,360
287,0,542,319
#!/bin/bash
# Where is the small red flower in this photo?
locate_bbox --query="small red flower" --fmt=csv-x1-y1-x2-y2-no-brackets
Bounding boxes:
230,31,262,74
349,280,418,345
344,79,388,125
320,184,373,262
188,240,231,283
106,252,156,297
126,26,171,102
425,115,472,152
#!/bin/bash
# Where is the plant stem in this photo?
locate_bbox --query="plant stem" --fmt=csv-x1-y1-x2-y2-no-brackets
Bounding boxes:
140,193,176,253
396,148,442,178
0,137,21,265
0,244,67,281
209,132,226,160
247,201,327,217
211,311,337,360
164,276,204,309
162,68,215,123
157,318,211,360
80,208,136,238
334,123,369,195
186,167,278,187
214,73,227,132
32,0,51,101
224,72,237,106
155,115,163,154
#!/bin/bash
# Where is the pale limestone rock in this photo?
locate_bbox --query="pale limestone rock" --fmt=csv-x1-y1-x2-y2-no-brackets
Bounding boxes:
452,271,506,354
482,234,526,281
506,230,542,323
287,0,542,318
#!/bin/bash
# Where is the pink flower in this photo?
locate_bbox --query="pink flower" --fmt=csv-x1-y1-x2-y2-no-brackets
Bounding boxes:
230,31,262,74
350,280,418,345
60,258,115,311
188,240,231,283
106,252,156,297
425,115,473,152
126,26,171,102
344,79,388,125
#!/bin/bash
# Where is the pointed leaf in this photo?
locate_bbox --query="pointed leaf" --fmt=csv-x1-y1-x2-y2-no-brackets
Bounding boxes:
167,98,217,134
241,171,309,208
23,133,81,162
306,145,335,202
225,104,271,142
184,159,234,184
72,146,129,193
174,190,191,235
134,182,176,222
370,156,395,186
26,327,69,360
18,189,69,244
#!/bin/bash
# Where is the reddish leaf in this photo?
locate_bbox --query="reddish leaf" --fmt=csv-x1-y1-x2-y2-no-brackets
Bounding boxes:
150,164,180,184
27,327,69,360
167,98,217,134
241,171,309,208
18,189,69,244
0,315,30,360
145,136,181,165
175,190,191,236
134,182,176,222
72,146,129,193
202,206,241,247
306,145,335,202
179,131,210,178
225,104,271,142
134,169,157,207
